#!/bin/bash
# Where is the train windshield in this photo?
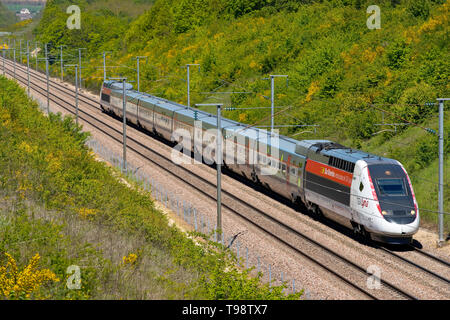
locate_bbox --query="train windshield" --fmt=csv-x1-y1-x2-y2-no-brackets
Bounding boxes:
376,178,407,196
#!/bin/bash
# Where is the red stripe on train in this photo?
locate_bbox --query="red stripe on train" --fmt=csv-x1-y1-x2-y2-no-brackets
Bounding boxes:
305,159,353,187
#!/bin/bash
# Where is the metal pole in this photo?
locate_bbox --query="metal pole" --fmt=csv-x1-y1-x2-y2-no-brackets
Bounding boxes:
122,78,127,172
437,98,446,245
103,52,106,82
217,104,222,241
19,39,22,64
75,65,79,125
268,75,288,133
196,102,223,241
270,75,274,132
26,41,30,96
60,45,64,81
78,48,86,89
187,64,190,107
45,43,50,114
35,42,38,71
13,48,16,79
2,49,5,75
78,49,81,88
137,57,140,92
135,56,148,92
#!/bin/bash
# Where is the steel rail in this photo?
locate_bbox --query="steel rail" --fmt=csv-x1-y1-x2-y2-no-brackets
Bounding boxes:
378,246,450,286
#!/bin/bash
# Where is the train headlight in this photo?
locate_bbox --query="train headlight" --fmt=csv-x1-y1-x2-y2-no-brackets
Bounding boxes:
381,210,388,215
410,210,415,215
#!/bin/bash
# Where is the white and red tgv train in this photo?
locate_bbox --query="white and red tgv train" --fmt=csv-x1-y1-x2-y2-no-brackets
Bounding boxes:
100,81,419,244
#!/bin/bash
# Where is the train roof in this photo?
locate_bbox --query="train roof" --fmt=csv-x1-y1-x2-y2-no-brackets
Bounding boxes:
308,141,395,164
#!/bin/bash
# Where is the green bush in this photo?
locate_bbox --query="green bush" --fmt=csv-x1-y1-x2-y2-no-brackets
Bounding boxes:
408,0,431,19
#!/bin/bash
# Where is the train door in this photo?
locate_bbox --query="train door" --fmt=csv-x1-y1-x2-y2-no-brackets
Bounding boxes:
249,138,258,182
350,160,364,225
136,100,140,125
288,156,298,187
241,136,251,177
152,105,156,132
296,157,306,203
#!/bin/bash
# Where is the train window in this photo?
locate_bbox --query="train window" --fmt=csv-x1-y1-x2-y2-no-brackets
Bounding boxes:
282,164,286,173
290,167,297,176
376,179,407,196
101,93,110,103
329,157,335,167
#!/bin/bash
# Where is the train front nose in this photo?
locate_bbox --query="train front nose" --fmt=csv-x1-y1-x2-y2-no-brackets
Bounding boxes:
369,208,419,244
367,163,420,243
381,209,417,225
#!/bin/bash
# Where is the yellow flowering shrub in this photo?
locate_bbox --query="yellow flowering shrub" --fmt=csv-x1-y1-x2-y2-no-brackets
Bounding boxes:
122,253,138,266
45,153,62,173
305,81,320,102
238,113,248,122
249,60,259,69
362,49,377,63
78,208,98,219
18,141,35,154
0,253,59,299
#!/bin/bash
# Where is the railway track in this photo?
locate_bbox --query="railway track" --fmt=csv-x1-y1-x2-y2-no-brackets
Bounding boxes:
3,57,448,300
379,246,450,282
412,246,450,267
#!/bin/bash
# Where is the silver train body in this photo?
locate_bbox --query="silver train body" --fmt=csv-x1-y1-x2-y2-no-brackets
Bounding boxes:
100,81,419,244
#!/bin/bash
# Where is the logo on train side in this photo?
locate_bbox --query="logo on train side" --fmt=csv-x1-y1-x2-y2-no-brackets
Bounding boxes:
310,161,352,186
67,5,81,30
322,167,336,178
